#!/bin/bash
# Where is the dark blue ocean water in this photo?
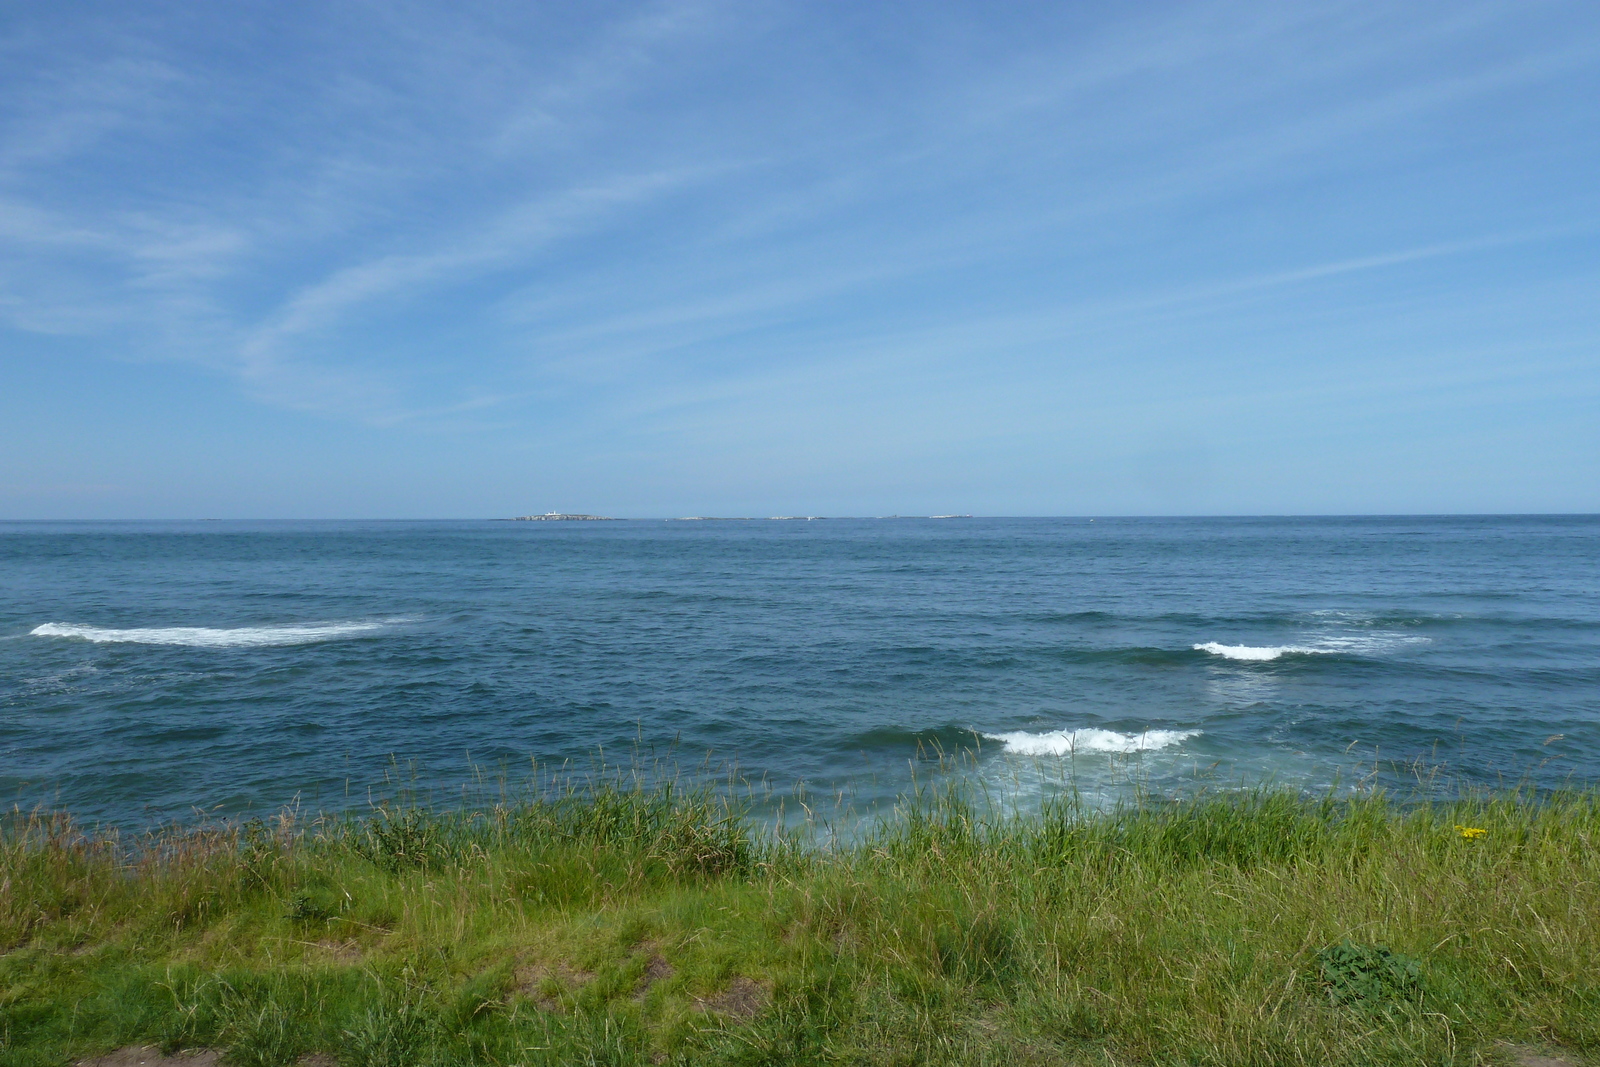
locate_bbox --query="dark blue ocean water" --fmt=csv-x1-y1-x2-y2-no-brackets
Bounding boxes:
2,517,1597,827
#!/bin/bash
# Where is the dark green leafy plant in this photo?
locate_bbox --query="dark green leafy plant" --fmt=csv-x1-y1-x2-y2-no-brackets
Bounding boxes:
1316,941,1423,1006
283,889,334,923
238,819,283,892
350,810,456,873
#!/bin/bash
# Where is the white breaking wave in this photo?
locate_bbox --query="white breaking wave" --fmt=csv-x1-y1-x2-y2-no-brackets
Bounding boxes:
1195,633,1427,661
984,727,1200,756
30,621,391,648
1193,642,1333,661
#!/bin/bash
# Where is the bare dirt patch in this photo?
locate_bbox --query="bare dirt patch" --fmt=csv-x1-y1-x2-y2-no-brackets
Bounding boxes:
634,952,675,999
75,1048,219,1067
311,938,364,964
515,960,595,1012
693,975,769,1021
294,1056,338,1067
1499,1044,1580,1067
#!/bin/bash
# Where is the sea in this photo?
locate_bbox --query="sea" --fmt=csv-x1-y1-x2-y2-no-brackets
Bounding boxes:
2,516,1597,829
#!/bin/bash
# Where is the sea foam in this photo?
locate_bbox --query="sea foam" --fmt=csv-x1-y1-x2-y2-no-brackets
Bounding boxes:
30,621,390,648
1193,642,1332,661
984,727,1199,755
1195,633,1428,661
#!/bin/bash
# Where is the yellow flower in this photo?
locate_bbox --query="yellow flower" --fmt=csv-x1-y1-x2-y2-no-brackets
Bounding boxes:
1455,825,1486,840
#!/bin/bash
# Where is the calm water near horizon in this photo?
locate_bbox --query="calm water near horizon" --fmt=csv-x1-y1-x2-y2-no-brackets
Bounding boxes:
2,516,1597,828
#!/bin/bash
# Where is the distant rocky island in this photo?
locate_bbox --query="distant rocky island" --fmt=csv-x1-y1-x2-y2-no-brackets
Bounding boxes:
505,513,616,521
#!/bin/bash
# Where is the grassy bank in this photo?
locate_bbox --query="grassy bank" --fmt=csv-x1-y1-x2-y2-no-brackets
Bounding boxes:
3,781,1598,1066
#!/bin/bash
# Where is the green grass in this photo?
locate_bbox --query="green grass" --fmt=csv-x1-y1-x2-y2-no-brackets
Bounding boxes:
3,778,1598,1066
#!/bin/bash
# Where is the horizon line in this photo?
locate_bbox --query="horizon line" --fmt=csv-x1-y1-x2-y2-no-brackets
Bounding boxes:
3,513,1597,523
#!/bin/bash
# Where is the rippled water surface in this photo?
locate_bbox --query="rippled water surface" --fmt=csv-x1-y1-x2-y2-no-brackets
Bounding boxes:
2,517,1597,825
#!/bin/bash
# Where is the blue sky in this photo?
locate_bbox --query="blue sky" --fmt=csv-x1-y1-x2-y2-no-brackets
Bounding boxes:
2,1,1597,518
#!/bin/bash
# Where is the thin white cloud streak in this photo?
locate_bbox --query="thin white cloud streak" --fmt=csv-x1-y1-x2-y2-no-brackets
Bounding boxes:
503,230,1543,405
0,53,184,175
488,0,744,153
238,166,707,370
493,208,1585,411
567,240,1600,460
